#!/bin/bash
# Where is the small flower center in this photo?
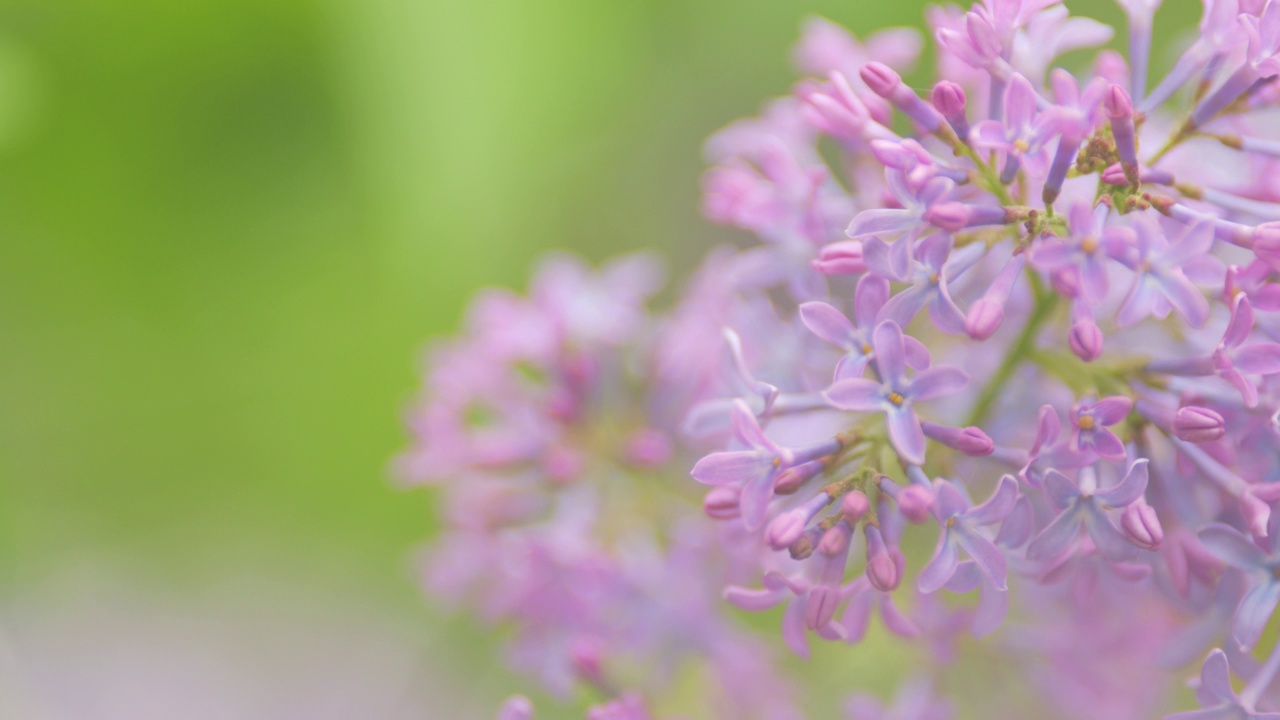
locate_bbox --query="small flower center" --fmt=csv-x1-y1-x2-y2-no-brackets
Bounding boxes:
888,391,906,407
1081,236,1099,254
1078,415,1096,431
929,272,939,284
946,516,955,528
861,342,872,355
772,457,782,467
1014,138,1030,153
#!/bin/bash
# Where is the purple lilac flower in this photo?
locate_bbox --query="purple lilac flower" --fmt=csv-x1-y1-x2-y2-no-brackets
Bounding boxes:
824,321,968,465
1027,461,1151,562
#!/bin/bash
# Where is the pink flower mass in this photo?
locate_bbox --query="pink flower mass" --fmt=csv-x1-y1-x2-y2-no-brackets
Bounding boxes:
402,1,1280,716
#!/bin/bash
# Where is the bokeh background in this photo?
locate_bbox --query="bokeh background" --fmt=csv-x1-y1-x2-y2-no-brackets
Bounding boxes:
0,0,1197,717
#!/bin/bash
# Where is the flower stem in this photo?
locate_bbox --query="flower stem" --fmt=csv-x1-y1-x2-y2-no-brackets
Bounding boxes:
965,272,1057,427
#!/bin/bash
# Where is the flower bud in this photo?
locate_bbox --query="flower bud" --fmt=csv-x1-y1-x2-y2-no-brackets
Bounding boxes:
840,490,871,523
1121,500,1163,550
924,202,1008,232
766,511,809,550
819,520,852,556
812,240,866,275
965,297,1005,340
774,460,824,495
897,484,934,523
702,486,740,520
931,81,968,137
922,421,995,456
1069,319,1104,362
1240,492,1273,540
864,524,900,591
1173,406,1226,443
788,527,820,560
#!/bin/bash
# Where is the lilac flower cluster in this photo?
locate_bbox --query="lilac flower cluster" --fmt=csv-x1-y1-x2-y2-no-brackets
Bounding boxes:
404,0,1280,716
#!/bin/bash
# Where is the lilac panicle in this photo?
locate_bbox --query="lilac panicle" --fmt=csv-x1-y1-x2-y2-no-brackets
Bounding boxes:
416,0,1280,716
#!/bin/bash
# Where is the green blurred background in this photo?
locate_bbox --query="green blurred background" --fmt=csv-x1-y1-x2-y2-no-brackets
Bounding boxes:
0,0,1196,717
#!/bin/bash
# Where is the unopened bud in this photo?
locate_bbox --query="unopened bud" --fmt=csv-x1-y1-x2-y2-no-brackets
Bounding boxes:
1173,405,1226,443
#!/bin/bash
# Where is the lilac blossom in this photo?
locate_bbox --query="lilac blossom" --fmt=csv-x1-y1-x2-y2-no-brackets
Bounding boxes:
918,475,1020,593
1027,461,1151,562
824,321,968,464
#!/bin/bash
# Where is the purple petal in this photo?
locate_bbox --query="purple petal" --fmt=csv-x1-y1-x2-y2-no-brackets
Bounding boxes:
972,584,1009,638
1224,296,1255,349
965,475,1019,526
833,354,871,382
1004,74,1037,131
878,595,920,638
1044,469,1082,506
995,496,1035,547
799,301,857,348
729,399,771,449
1222,367,1260,408
886,405,927,465
1165,219,1217,266
849,209,915,240
739,468,778,531
1234,343,1280,375
854,274,891,328
934,480,970,521
781,597,811,658
928,282,969,335
1117,277,1158,328
878,286,931,330
909,366,968,401
944,561,982,593
1091,396,1133,425
824,378,885,411
1031,404,1060,453
692,451,764,485
1027,506,1083,561
916,233,954,272
903,336,932,370
1158,274,1210,328
1095,458,1149,508
724,585,787,611
840,588,873,644
918,533,959,593
1198,523,1267,570
1233,579,1280,651
957,530,1009,591
970,120,1011,149
1198,649,1237,705
873,320,907,386
1083,504,1139,561
1090,428,1128,461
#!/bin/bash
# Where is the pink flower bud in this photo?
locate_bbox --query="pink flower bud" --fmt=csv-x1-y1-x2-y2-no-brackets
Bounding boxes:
1105,83,1134,119
859,61,902,97
812,240,866,275
1173,406,1226,443
788,528,819,560
570,637,606,686
841,490,871,522
1069,319,1104,362
931,81,966,118
766,511,810,550
965,297,1005,340
1240,492,1272,540
924,202,1008,232
703,486,740,519
864,524,901,591
1121,500,1163,550
922,421,995,456
897,484,934,523
819,521,852,556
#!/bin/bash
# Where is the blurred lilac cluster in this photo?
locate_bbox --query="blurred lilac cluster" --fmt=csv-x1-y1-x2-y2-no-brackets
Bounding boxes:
404,1,1280,717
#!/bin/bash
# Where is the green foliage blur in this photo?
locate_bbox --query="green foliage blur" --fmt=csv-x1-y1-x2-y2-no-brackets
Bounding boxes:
0,0,1201,716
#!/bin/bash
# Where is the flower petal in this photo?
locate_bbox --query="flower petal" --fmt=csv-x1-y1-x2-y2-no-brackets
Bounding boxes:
966,475,1019,526
1234,579,1280,651
910,366,969,401
799,301,856,349
824,378,885,411
1083,504,1139,561
1095,458,1149,508
886,405,927,465
1027,505,1083,561
957,530,1009,591
873,320,908,386
918,532,959,594
1198,523,1267,570
691,450,764,485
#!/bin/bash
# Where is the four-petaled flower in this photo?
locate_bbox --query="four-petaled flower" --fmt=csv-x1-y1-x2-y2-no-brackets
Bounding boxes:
1068,395,1133,463
918,475,1020,594
1027,460,1150,562
824,321,969,465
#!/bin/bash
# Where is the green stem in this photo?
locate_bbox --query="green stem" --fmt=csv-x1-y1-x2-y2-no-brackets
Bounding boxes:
964,272,1058,427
